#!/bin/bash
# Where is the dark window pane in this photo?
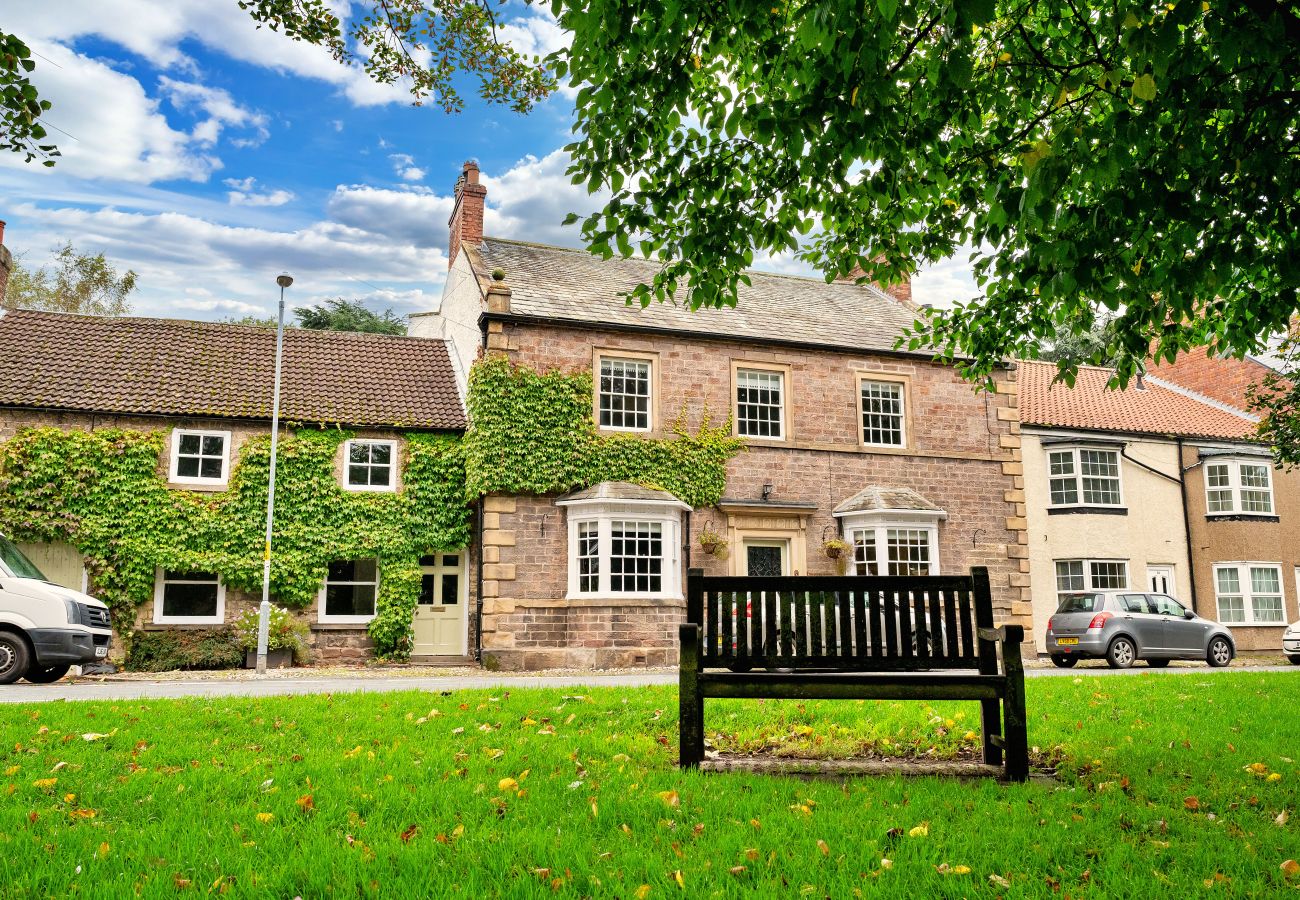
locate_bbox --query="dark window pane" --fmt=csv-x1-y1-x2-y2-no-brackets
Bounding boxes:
176,456,200,478
370,443,391,464
418,554,437,567
442,555,459,567
349,443,370,463
352,559,378,582
199,457,223,479
163,570,218,582
325,583,376,617
201,435,224,456
746,546,783,577
368,464,391,486
348,465,369,485
419,574,435,605
178,433,201,455
327,560,356,581
442,573,459,605
162,582,218,618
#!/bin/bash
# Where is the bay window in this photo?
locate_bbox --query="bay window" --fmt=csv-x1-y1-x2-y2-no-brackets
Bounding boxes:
1204,459,1274,515
558,486,688,599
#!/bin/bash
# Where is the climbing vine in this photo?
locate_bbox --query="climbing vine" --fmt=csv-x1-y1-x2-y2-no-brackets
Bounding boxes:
0,427,471,659
463,355,744,508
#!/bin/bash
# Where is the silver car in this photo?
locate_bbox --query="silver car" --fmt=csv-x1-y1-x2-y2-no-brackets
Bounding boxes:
1045,590,1235,669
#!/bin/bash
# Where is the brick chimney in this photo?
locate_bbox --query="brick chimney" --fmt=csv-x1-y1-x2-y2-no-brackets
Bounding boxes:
0,221,12,307
835,257,914,307
447,160,487,269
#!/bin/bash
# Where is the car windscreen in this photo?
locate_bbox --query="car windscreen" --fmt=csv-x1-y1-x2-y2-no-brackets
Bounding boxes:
0,535,49,580
1055,593,1102,614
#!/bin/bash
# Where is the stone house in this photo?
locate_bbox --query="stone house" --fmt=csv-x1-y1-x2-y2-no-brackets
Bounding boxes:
0,306,471,662
1019,360,1297,653
411,161,1030,671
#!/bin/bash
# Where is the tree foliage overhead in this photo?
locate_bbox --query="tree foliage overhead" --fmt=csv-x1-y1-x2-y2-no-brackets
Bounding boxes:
0,30,57,165
556,0,1300,386
4,241,137,316
294,297,407,334
1247,335,1300,467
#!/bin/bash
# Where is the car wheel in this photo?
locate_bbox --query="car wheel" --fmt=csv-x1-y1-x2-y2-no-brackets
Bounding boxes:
24,664,71,684
0,631,32,686
1288,655,1300,666
1207,637,1233,668
1106,636,1136,669
1050,655,1078,668
1147,659,1170,668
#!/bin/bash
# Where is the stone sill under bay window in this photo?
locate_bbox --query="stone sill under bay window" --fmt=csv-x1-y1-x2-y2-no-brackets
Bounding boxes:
1047,506,1129,516
1205,514,1281,523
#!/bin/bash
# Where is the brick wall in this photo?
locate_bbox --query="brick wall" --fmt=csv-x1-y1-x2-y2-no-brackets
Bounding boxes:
476,321,1031,669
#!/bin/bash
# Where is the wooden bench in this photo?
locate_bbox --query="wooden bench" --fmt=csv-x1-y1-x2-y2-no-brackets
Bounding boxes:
678,566,1029,781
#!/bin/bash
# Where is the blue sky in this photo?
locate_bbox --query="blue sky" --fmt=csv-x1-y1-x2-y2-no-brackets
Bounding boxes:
2,1,978,321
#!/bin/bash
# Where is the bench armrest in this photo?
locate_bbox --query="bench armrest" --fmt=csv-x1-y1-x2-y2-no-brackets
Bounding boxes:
679,622,701,673
977,625,1025,644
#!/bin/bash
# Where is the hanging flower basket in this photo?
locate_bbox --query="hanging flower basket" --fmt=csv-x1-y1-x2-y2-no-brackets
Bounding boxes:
699,528,729,559
822,538,849,560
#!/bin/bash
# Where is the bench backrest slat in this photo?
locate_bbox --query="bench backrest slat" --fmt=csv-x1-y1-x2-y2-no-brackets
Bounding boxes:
689,570,991,671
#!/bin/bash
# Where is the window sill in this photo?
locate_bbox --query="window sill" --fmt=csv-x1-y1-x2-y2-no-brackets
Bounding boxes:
1217,622,1286,628
1205,514,1280,523
311,622,373,631
341,484,397,493
142,622,225,631
167,481,228,492
1047,506,1128,516
561,596,686,608
317,618,376,627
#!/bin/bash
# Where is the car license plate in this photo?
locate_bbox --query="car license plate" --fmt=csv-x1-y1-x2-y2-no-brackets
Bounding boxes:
95,646,108,657
1056,638,1079,646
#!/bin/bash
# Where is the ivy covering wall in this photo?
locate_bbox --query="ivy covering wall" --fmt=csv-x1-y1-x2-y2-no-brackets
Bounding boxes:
0,427,470,659
0,355,742,661
463,355,744,508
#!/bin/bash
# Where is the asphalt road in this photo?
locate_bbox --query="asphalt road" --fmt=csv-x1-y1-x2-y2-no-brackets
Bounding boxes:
1,662,1295,704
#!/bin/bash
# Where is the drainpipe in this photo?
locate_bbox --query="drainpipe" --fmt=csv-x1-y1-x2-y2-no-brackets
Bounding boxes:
1176,438,1200,615
683,510,692,570
474,502,485,662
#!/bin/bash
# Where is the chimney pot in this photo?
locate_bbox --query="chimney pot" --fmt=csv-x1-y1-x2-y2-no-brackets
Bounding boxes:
447,160,487,269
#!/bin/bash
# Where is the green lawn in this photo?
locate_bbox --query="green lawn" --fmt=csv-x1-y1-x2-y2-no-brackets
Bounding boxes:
1,673,1297,898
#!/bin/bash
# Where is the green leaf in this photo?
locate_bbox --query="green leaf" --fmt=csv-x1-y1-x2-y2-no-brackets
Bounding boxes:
1131,73,1157,102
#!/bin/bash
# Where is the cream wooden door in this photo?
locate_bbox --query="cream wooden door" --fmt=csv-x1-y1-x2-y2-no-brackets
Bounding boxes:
17,541,86,592
413,553,466,655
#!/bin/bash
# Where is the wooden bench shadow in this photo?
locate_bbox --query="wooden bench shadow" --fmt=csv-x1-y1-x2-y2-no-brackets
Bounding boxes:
678,567,1029,782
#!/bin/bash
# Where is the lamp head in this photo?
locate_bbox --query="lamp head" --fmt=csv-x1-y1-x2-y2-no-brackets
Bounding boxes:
275,273,294,289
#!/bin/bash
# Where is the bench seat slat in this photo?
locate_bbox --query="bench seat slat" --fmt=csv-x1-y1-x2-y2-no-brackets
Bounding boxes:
698,671,1006,702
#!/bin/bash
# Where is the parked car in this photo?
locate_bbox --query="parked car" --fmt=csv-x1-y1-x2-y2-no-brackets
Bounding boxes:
0,534,112,685
1045,590,1234,669
1284,620,1300,665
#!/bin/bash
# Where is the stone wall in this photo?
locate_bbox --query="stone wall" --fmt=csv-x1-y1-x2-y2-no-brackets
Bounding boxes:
476,321,1031,669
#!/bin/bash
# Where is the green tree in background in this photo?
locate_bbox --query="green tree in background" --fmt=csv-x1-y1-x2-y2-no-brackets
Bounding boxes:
294,298,406,335
4,241,137,316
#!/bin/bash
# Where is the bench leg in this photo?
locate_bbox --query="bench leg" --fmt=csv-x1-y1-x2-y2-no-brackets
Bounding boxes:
980,699,1003,768
678,623,704,769
1001,634,1030,783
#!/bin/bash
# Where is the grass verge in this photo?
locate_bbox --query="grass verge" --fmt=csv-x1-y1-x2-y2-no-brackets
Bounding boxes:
1,672,1297,897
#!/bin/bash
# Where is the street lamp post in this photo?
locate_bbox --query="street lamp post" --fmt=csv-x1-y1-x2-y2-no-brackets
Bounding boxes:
256,273,293,675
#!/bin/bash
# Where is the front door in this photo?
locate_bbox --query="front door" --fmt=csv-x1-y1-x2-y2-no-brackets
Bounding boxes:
744,539,789,577
1146,565,1175,597
412,553,466,656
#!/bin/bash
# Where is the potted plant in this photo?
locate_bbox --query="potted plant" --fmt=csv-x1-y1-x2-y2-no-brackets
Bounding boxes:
822,537,849,560
699,527,729,559
234,606,309,669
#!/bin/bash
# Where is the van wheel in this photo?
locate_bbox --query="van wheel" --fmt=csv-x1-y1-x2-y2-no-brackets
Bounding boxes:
0,631,32,685
1050,655,1077,668
24,664,71,684
1288,655,1300,666
1106,637,1136,669
1207,637,1233,668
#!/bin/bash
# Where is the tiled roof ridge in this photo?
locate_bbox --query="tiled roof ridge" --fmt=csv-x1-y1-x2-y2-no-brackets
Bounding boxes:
1,307,432,345
479,236,900,300
1143,373,1259,423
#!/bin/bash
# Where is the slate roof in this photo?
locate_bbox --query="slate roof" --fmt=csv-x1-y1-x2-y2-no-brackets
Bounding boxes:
555,481,689,507
468,238,918,353
1018,360,1256,440
0,309,465,429
834,486,945,516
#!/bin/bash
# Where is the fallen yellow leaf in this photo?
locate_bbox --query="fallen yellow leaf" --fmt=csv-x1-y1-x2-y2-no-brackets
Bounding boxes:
32,778,57,790
1267,773,1283,783
498,777,518,792
255,812,274,824
953,865,971,875
817,839,829,856
635,886,651,899
97,842,110,859
657,790,680,808
1281,859,1299,879
908,823,929,838
673,870,685,889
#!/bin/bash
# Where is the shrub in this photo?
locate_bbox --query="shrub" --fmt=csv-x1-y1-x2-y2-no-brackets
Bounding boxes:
233,606,310,664
124,629,244,672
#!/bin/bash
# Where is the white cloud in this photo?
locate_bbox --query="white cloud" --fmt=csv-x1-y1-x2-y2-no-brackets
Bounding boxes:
0,41,220,184
911,247,983,309
159,77,269,147
223,177,295,207
389,153,426,182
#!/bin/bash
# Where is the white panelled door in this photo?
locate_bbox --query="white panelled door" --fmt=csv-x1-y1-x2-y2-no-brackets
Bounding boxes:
1146,565,1175,597
412,553,467,656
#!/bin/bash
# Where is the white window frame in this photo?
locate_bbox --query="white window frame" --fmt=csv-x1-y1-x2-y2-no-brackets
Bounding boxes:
1045,446,1125,509
168,429,232,486
858,378,907,448
1203,458,1275,516
317,559,381,624
1212,562,1286,626
734,366,787,441
153,567,225,625
596,355,654,433
835,508,945,576
342,439,399,492
1053,558,1129,607
557,498,688,600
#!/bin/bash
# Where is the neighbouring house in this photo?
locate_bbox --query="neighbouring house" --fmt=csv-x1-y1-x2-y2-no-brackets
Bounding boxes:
1149,350,1300,650
0,305,472,664
410,161,1030,671
1019,360,1298,653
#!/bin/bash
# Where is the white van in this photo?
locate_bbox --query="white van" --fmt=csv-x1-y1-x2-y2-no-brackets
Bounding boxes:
0,534,112,684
